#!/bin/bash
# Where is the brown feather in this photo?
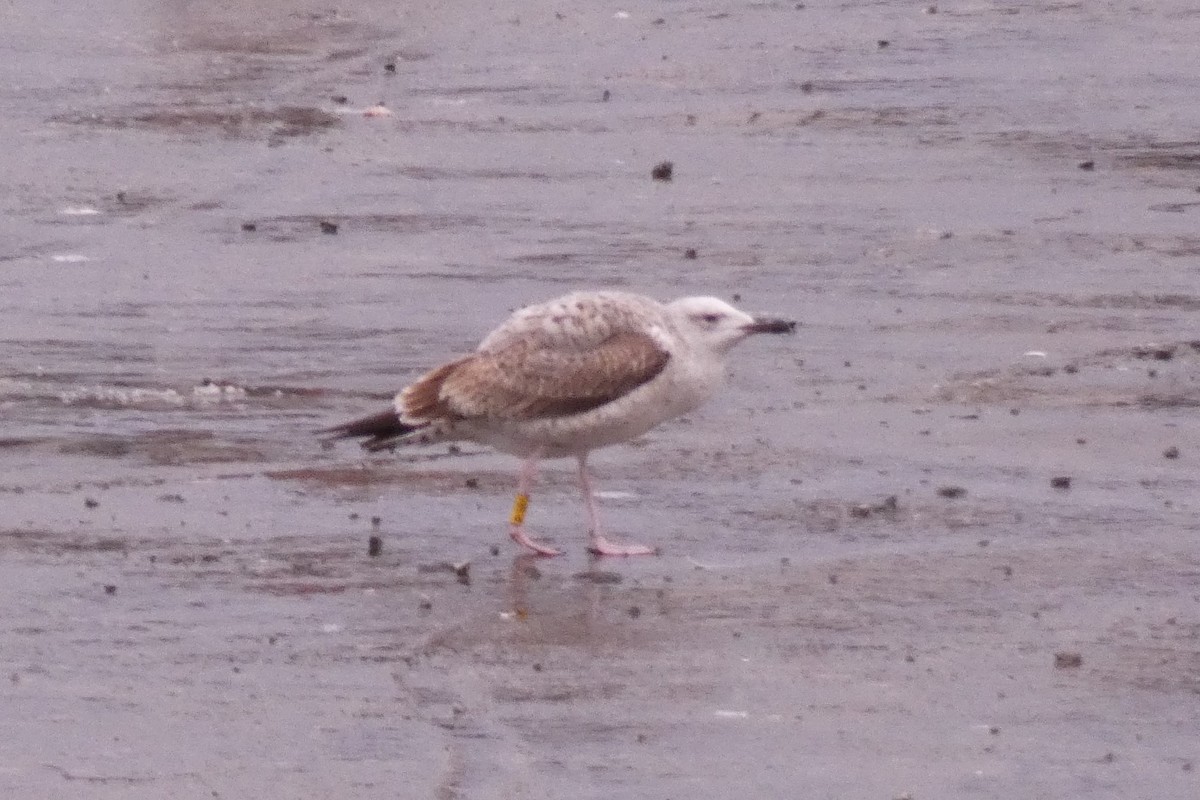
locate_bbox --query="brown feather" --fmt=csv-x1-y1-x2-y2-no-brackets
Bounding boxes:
436,330,669,421
399,358,470,420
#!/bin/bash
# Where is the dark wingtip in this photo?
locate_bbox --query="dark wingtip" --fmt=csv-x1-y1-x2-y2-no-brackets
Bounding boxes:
318,409,414,449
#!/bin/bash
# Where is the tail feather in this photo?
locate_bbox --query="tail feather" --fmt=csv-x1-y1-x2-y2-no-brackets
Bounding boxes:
319,408,417,451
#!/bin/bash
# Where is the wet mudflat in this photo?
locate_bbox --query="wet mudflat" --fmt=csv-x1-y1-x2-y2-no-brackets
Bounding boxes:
3,0,1200,797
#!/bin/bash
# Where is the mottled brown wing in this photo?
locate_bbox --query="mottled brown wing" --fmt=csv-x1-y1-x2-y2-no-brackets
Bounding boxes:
432,330,670,421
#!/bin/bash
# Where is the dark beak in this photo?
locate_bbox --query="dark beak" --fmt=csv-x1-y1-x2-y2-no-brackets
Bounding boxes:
742,316,797,335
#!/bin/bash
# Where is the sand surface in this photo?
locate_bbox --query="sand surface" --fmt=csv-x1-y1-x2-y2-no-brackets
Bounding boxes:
3,1,1199,797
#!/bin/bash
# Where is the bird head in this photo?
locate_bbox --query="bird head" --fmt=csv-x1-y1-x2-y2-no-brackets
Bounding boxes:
668,296,796,355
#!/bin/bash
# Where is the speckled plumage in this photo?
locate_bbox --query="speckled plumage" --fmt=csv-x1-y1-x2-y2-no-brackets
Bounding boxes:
321,290,794,556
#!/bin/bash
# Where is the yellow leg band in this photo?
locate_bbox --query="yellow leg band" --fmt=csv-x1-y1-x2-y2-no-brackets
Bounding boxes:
509,493,531,526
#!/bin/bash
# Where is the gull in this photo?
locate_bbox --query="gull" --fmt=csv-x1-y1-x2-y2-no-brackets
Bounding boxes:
321,290,794,556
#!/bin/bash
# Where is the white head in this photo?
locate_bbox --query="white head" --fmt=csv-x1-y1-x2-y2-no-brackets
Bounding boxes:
667,296,795,356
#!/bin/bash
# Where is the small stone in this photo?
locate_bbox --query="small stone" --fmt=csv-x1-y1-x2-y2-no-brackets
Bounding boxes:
1054,651,1083,669
418,595,433,611
331,95,349,104
532,662,543,672
1163,445,1180,459
1050,476,1072,489
1078,160,1095,171
241,222,257,232
489,544,501,557
937,485,966,499
454,561,471,584
464,477,479,489
368,535,383,557
84,497,100,509
684,247,698,260
371,516,382,528
627,605,642,618
651,161,674,181
602,89,611,102
877,39,890,48
319,220,339,235
103,584,117,595
384,61,396,73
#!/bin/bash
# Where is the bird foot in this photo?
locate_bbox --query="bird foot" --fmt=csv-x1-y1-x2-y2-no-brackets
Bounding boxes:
587,534,660,557
509,526,562,557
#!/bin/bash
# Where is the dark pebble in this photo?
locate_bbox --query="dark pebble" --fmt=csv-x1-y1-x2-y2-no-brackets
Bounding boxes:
1050,476,1072,489
1054,651,1083,669
332,95,349,104
651,160,674,181
367,535,383,557
371,515,382,528
464,477,479,489
489,544,501,556
602,89,611,101
1164,446,1180,459
937,485,966,499
384,61,396,73
1078,160,1095,170
573,570,623,584
241,222,257,232
627,605,642,618
877,39,890,48
684,248,698,260
103,584,117,595
319,220,339,235
84,497,100,509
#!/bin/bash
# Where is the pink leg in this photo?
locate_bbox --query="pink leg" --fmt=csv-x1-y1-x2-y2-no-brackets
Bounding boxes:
508,453,561,557
578,455,659,557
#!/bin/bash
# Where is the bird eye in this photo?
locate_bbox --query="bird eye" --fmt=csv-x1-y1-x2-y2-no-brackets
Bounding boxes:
700,313,722,324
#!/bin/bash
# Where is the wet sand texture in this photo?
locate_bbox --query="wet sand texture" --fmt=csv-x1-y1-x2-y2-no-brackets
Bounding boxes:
3,1,1200,797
